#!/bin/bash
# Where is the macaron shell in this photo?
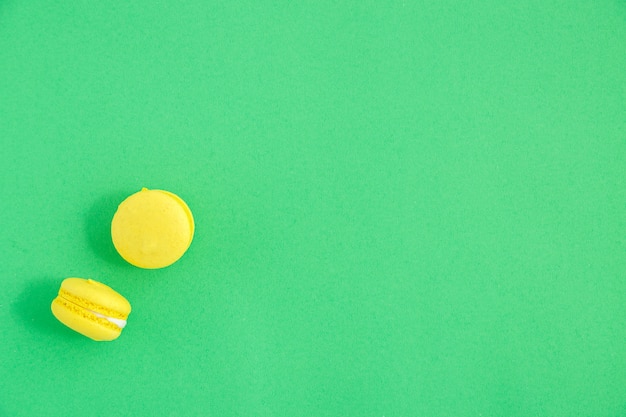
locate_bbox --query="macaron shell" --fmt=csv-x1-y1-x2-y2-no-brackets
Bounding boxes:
60,278,131,318
111,188,194,269
51,297,122,341
157,190,195,240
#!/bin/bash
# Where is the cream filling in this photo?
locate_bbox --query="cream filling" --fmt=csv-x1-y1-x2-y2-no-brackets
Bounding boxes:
59,294,127,329
90,310,127,329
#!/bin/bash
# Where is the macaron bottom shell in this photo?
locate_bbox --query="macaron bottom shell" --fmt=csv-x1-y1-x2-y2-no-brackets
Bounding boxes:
51,297,123,341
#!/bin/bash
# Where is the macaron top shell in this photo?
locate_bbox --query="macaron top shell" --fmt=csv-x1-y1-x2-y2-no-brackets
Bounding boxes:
111,188,194,269
60,278,131,318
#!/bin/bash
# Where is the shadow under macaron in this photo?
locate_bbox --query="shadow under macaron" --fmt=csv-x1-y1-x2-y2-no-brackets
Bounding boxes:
11,278,73,338
85,191,132,266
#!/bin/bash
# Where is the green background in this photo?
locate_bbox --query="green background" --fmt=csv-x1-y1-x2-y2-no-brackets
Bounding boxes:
1,1,625,416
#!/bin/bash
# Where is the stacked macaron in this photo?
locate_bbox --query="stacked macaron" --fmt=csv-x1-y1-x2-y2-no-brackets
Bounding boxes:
51,278,131,341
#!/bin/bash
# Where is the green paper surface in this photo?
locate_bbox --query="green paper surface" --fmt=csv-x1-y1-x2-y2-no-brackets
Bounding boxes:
1,1,625,416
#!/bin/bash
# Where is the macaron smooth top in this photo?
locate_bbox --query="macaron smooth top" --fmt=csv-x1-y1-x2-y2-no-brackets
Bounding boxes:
51,278,131,341
111,188,194,269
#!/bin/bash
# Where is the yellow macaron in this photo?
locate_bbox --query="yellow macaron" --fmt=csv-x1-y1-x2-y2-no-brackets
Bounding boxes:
111,188,194,269
51,278,131,341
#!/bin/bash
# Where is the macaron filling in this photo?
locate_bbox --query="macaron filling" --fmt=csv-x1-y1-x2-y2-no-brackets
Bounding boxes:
57,293,127,330
90,310,127,329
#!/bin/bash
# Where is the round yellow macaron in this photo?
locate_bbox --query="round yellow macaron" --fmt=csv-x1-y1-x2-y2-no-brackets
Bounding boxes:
111,188,194,269
51,278,131,341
